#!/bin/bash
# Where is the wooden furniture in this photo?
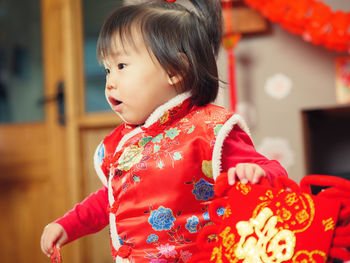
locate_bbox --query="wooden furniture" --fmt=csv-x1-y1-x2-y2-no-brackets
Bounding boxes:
302,105,350,192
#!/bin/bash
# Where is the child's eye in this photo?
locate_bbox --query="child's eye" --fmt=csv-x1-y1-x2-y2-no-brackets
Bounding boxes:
104,68,110,75
118,63,126,70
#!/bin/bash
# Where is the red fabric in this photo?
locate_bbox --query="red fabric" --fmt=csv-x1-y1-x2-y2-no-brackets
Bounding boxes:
55,186,109,243
56,126,286,245
221,126,288,183
55,101,287,262
190,173,350,263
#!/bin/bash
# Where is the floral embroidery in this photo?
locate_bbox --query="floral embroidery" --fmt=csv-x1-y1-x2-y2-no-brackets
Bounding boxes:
139,136,153,147
117,145,144,171
214,124,223,136
157,160,164,169
203,207,226,221
159,110,170,124
173,152,182,161
192,178,214,201
146,234,159,244
157,244,178,258
132,175,140,182
185,216,199,233
97,144,105,165
148,206,176,231
201,160,213,179
165,127,180,140
152,133,164,143
217,207,226,216
187,125,195,134
154,145,161,153
180,250,192,262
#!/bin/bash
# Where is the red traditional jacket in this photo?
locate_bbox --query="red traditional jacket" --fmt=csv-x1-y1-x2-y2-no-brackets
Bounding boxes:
57,93,287,263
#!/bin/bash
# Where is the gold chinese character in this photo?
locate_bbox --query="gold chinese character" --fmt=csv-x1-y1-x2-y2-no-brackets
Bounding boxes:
285,193,299,206
235,207,296,263
323,218,335,232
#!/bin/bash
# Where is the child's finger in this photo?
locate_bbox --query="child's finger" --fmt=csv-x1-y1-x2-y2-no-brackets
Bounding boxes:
235,164,248,184
227,167,236,185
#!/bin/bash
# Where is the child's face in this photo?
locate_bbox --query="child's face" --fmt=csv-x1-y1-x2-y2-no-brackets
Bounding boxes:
103,31,178,125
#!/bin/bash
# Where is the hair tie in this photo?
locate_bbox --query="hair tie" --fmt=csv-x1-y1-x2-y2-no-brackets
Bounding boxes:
165,0,176,2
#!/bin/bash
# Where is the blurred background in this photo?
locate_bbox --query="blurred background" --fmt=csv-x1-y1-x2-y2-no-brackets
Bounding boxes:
0,0,349,262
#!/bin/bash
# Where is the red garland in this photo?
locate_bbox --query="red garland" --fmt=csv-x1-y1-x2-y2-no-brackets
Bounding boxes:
244,0,350,52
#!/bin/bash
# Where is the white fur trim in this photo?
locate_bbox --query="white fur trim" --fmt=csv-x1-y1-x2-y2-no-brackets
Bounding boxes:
113,92,191,155
109,175,122,252
143,92,191,128
107,92,192,256
115,258,130,263
114,127,143,155
212,114,251,180
93,142,108,186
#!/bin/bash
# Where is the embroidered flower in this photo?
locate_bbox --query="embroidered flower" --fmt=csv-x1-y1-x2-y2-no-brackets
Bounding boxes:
97,143,105,165
152,133,163,143
146,234,159,244
159,111,170,124
192,178,214,201
157,244,178,258
187,125,195,134
173,152,182,161
149,259,168,263
202,207,225,221
148,206,176,231
157,159,164,169
217,207,226,216
139,136,153,147
118,236,124,245
132,175,140,183
117,145,144,171
154,145,161,153
165,127,180,140
180,250,192,262
214,124,223,136
201,160,213,179
185,216,199,233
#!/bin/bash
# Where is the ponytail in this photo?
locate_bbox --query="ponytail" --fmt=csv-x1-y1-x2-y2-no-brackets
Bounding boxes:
188,0,223,57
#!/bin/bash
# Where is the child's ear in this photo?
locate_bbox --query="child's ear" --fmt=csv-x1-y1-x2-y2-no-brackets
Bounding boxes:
167,73,183,86
167,52,189,86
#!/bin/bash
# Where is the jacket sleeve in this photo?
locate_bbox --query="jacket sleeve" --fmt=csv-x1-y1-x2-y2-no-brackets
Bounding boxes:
55,186,109,243
221,125,288,183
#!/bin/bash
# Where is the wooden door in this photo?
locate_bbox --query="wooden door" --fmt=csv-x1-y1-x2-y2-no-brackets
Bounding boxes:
0,0,69,262
0,0,85,262
0,0,122,262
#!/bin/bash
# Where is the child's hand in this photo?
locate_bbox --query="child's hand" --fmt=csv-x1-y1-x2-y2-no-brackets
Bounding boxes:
227,163,266,185
40,223,68,258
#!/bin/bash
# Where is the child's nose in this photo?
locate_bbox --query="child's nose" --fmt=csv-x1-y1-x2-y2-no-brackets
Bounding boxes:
106,83,116,90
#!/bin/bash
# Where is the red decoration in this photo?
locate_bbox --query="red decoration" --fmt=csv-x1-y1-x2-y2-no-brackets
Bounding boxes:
165,0,176,2
189,173,350,263
50,246,61,263
244,0,350,52
221,0,241,111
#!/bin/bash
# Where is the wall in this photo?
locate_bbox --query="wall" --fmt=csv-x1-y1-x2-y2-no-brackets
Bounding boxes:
217,2,349,182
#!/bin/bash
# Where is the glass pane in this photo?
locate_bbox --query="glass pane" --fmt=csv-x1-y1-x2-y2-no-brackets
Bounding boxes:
83,0,123,113
0,0,44,123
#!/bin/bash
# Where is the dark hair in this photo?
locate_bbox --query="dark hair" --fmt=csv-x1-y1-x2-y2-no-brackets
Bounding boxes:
97,0,223,106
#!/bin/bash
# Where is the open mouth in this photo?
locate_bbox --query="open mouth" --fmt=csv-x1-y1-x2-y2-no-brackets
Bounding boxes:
108,97,122,106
